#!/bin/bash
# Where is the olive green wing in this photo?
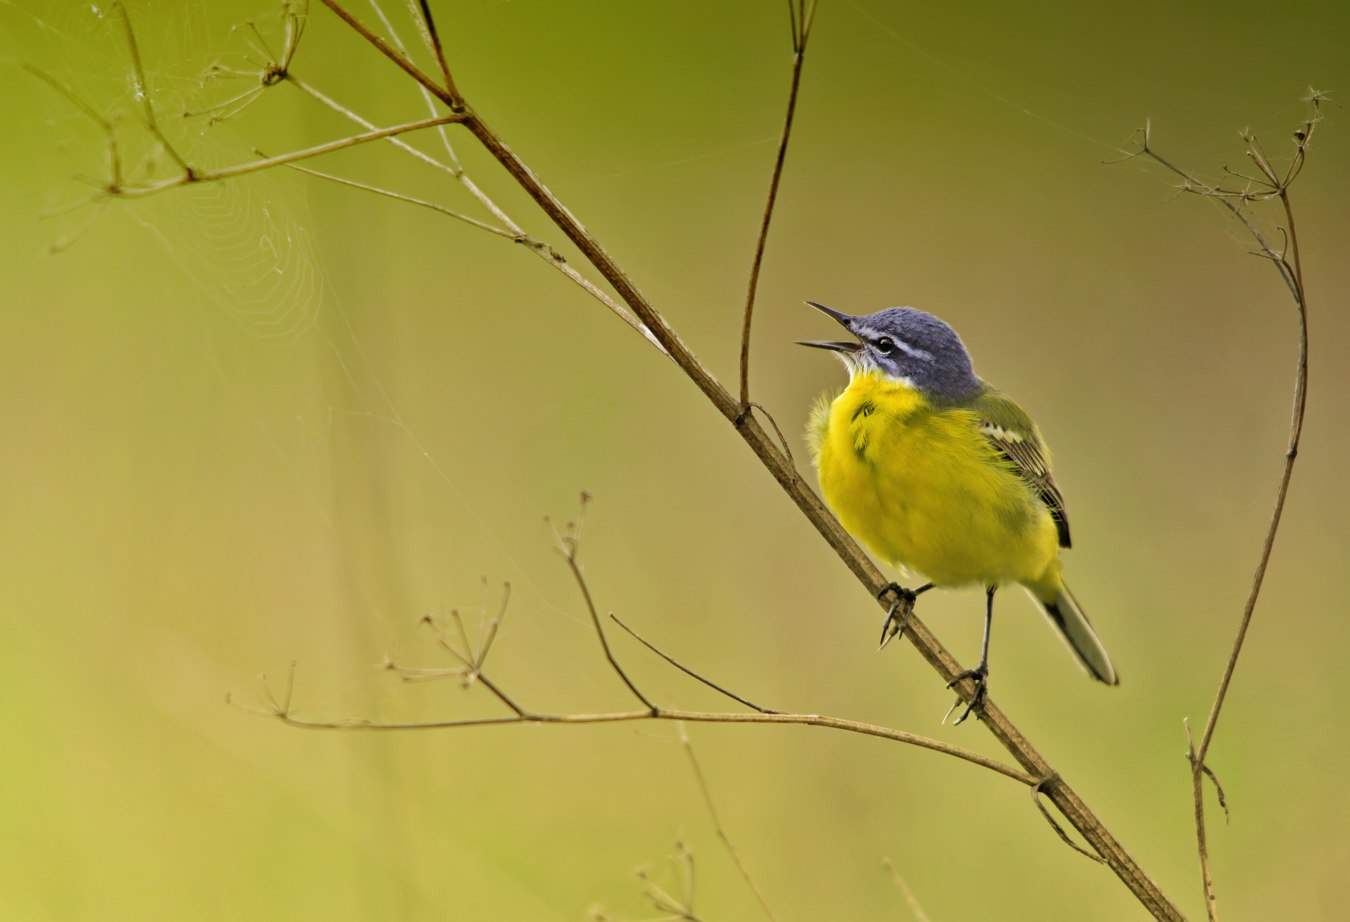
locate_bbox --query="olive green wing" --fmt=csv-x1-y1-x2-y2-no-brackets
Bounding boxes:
972,389,1071,548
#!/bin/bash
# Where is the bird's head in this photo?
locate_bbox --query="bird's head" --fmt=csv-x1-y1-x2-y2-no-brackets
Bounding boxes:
797,301,981,400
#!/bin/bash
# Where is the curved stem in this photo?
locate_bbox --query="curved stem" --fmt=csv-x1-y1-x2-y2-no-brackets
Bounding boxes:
110,115,468,198
1193,185,1308,767
267,703,1038,785
456,103,1184,920
739,13,812,408
312,3,1184,916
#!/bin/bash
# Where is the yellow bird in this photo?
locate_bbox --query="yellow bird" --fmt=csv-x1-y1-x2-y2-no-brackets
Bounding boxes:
800,301,1118,723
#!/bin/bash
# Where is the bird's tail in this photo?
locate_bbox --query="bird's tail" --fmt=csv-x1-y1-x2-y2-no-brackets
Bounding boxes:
1025,582,1119,685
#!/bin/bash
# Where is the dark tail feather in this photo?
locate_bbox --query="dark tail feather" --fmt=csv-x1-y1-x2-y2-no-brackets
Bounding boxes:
1027,584,1119,685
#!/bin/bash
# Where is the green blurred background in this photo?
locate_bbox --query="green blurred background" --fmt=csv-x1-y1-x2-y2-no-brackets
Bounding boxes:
1,1,1347,918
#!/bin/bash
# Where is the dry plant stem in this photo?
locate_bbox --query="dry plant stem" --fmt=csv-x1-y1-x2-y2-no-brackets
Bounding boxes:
291,556,1023,785
1140,109,1314,922
319,0,460,101
1185,719,1217,921
282,73,658,347
310,2,1183,916
633,841,700,921
279,161,511,235
110,115,468,197
282,75,480,212
680,729,780,922
611,615,779,715
408,0,463,109
561,550,657,713
1031,773,1105,865
110,2,194,178
1195,189,1308,767
882,859,933,922
20,65,123,189
738,1,816,407
467,123,1187,912
313,0,665,350
266,703,1037,784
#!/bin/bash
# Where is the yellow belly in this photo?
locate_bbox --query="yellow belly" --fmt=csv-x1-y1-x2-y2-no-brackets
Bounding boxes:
811,374,1059,589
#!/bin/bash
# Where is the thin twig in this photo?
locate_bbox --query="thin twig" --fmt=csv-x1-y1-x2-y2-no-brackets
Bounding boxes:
418,613,527,715
282,71,660,349
279,1,306,73
1136,120,1300,300
46,199,111,255
316,4,1183,915
448,610,475,668
420,612,475,671
882,859,933,922
738,1,816,408
319,0,667,350
1134,96,1319,922
610,615,780,714
1031,773,1104,865
558,532,658,713
1194,185,1310,769
21,64,124,190
634,841,701,920
1198,761,1229,823
477,581,511,668
284,73,465,179
409,0,464,109
369,1,462,169
471,672,527,718
253,698,1039,785
743,403,795,465
320,514,1036,788
109,2,194,178
318,0,454,104
278,158,514,236
1185,720,1218,922
109,114,469,198
679,728,780,922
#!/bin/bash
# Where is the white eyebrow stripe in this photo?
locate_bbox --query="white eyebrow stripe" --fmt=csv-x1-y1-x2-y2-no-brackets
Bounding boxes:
855,326,934,361
892,338,933,361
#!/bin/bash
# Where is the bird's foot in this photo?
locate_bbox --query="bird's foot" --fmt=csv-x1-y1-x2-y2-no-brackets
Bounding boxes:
943,665,989,726
876,583,917,650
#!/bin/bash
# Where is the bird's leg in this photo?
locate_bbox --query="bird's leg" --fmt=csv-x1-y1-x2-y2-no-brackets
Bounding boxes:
946,585,996,725
877,582,932,649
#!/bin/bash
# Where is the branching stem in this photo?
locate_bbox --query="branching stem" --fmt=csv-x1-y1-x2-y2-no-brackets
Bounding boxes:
738,1,817,408
263,701,1039,785
110,114,468,198
1134,94,1319,921
307,1,1183,915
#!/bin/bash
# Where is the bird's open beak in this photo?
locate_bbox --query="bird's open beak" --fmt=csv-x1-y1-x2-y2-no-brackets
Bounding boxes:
796,300,862,352
796,339,862,353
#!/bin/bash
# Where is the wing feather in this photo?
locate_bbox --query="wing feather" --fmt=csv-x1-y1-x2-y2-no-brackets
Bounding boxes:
974,394,1072,548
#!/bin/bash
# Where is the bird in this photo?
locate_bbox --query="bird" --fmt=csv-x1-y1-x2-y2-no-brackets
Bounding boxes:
799,300,1118,723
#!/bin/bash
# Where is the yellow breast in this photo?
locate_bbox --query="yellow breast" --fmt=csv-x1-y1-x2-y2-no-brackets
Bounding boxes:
809,372,1059,588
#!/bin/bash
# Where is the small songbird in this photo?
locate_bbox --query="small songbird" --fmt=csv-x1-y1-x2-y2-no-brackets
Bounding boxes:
800,301,1118,723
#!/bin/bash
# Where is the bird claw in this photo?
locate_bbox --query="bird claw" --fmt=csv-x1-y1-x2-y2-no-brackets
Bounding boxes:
943,665,989,726
876,582,917,649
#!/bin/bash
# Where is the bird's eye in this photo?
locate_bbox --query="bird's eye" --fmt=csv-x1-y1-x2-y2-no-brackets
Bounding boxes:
875,337,895,355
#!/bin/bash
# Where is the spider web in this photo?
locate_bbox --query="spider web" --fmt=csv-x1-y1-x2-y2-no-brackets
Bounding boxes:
8,0,581,666
10,0,322,343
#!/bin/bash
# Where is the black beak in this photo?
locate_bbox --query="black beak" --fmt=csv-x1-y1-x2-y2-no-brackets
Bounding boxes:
795,339,862,353
804,300,855,328
796,300,861,352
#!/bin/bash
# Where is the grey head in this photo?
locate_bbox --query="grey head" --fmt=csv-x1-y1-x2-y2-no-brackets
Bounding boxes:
797,301,981,401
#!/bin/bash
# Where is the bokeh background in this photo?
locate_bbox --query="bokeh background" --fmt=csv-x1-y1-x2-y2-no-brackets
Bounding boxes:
2,1,1347,919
